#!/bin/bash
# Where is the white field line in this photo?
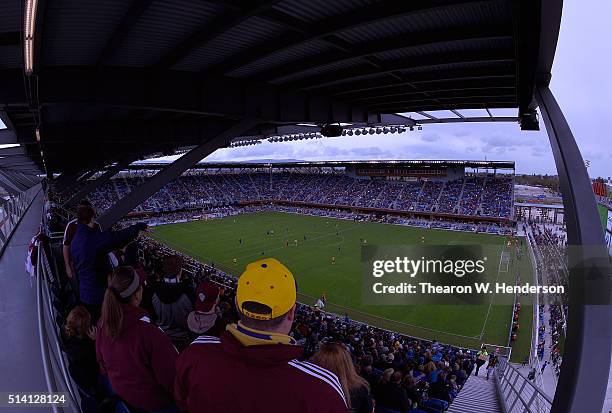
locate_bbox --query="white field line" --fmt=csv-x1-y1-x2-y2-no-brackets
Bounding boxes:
479,246,507,340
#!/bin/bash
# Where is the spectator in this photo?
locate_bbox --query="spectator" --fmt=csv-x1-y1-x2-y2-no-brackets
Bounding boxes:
186,280,226,337
475,346,488,376
375,371,411,413
486,352,498,380
70,205,146,321
63,200,101,280
96,266,178,413
61,306,101,410
175,258,348,412
152,255,193,345
429,371,452,403
401,375,421,406
311,342,374,413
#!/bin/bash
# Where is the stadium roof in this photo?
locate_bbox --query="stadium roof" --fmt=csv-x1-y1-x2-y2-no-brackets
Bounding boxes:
0,0,560,176
129,159,516,170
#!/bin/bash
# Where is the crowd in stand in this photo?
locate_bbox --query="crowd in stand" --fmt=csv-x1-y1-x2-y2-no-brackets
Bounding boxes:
526,221,567,380
547,305,565,378
122,203,514,236
46,200,505,413
84,172,514,219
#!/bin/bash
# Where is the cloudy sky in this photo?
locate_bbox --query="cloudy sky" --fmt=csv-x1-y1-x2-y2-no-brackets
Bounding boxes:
200,1,611,178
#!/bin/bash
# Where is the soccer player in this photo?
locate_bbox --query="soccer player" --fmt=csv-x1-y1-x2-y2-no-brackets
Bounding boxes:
421,236,425,243
331,256,336,265
315,294,326,309
233,258,237,266
294,239,298,247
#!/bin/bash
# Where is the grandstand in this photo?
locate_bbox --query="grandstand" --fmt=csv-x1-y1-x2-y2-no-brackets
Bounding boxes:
85,160,515,224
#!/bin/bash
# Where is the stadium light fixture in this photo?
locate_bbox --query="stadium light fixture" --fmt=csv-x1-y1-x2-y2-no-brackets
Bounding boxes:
24,0,38,74
368,128,375,135
320,123,343,137
347,130,353,136
355,129,361,136
383,127,389,134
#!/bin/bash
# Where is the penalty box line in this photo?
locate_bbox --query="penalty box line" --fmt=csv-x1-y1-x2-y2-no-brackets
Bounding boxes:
479,245,508,340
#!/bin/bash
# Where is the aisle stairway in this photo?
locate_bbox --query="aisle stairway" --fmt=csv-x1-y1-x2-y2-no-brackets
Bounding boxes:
447,374,502,413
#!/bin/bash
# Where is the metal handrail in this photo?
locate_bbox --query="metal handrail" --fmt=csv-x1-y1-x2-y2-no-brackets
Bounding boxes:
40,247,82,408
36,236,82,412
495,357,553,413
36,246,61,413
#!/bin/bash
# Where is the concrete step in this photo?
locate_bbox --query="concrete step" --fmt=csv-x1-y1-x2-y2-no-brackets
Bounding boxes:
448,374,502,413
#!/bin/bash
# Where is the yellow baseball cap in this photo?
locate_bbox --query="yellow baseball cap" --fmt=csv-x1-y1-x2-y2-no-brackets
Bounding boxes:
236,258,297,320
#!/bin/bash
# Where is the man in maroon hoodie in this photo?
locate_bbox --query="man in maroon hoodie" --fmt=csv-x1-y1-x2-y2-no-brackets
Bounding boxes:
175,258,348,413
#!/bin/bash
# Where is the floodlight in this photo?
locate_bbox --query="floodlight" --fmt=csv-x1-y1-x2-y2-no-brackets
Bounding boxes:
320,124,343,137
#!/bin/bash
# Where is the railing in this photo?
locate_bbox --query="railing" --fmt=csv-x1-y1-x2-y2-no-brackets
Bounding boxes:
495,357,553,413
0,185,41,254
36,233,82,412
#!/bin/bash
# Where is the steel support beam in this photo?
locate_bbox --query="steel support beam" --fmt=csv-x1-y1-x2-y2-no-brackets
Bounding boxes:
64,156,136,207
0,170,22,195
2,170,32,191
97,118,257,229
52,170,85,192
13,170,39,187
1,170,29,191
537,86,612,413
56,170,97,199
11,171,37,187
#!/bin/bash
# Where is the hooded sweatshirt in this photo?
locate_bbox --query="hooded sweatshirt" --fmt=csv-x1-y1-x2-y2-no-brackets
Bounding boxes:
152,277,194,338
175,323,348,413
96,304,178,411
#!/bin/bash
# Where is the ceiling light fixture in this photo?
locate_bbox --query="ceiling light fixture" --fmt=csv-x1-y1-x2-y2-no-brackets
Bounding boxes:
24,0,38,74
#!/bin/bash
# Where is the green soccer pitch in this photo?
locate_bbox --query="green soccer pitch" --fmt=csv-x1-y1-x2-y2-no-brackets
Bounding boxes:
151,211,532,361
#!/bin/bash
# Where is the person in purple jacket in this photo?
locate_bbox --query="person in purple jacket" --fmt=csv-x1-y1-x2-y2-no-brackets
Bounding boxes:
69,204,147,321
96,266,178,413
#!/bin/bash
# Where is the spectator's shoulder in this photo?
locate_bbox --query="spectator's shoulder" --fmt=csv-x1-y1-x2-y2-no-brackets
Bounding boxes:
286,359,347,408
177,335,222,368
191,335,221,345
137,315,167,337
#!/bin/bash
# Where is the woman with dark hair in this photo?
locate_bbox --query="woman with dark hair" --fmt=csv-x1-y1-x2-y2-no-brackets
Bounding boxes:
96,266,178,413
311,342,374,413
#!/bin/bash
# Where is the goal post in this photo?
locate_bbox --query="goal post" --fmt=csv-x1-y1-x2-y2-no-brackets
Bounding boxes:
481,342,513,360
